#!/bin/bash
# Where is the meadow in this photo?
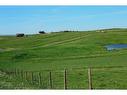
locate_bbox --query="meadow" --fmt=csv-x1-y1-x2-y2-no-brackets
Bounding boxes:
1,28,127,89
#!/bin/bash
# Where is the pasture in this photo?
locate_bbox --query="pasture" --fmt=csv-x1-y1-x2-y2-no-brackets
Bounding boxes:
1,28,127,89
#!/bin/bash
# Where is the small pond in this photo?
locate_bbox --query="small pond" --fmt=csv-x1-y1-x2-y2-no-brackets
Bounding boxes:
105,44,127,50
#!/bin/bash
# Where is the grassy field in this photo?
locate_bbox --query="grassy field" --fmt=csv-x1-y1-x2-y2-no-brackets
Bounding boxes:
1,28,127,89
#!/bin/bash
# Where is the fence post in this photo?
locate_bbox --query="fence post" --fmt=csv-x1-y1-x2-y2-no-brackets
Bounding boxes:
38,72,42,87
49,71,52,89
24,71,27,81
64,69,67,89
18,69,21,78
21,70,24,80
14,68,17,77
17,69,20,78
88,67,92,89
17,69,19,77
31,72,34,84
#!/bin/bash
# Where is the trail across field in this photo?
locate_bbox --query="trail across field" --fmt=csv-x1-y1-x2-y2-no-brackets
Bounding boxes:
29,33,91,49
41,34,91,47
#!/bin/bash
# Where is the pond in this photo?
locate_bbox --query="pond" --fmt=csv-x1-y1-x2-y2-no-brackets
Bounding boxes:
105,44,127,50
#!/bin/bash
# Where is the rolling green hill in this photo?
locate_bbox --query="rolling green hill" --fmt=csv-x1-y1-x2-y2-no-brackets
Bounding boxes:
1,28,127,89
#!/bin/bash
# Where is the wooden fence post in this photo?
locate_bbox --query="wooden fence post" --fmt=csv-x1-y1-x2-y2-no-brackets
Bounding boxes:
49,71,52,89
64,69,67,89
88,67,92,89
21,70,24,80
24,71,27,81
17,69,19,77
7,70,11,80
38,72,42,87
14,68,17,77
31,72,34,84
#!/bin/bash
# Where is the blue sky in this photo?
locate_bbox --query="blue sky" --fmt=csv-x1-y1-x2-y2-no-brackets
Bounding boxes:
0,6,127,35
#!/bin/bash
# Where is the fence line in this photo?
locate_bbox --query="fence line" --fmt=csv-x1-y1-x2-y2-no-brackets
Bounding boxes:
1,66,127,89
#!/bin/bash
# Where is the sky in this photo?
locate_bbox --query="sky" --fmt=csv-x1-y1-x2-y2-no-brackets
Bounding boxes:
0,6,127,35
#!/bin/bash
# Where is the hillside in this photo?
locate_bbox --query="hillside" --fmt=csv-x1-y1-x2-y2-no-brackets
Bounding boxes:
1,28,127,89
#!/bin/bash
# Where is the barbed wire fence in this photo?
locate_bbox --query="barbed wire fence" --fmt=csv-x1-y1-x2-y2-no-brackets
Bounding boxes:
1,66,127,89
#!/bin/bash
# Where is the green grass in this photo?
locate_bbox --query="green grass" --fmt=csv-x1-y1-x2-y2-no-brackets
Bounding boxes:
1,28,127,89
0,71,37,89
